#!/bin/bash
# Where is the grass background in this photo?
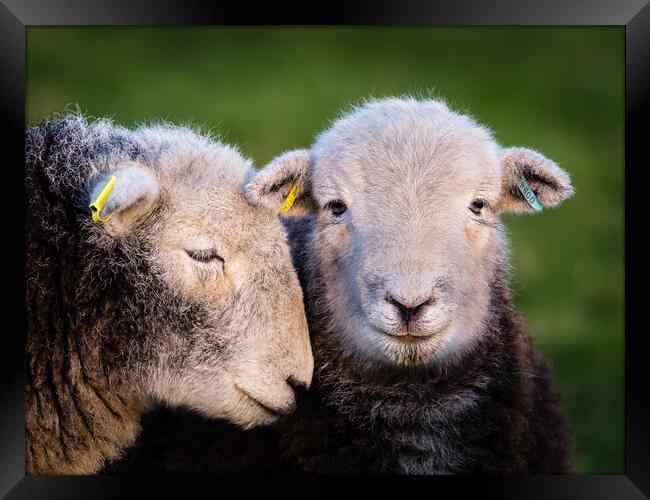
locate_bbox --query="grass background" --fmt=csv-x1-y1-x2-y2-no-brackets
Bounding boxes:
26,27,624,473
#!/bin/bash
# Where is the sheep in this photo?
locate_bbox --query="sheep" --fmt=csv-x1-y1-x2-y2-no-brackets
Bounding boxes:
105,96,575,475
25,113,313,475
246,96,576,474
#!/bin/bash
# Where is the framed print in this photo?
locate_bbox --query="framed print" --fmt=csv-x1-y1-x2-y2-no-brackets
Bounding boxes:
2,0,648,497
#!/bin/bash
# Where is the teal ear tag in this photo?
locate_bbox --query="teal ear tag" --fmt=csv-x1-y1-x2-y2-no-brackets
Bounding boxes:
517,177,543,212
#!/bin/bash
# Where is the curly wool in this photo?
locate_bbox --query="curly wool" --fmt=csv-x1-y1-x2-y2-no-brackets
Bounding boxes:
25,115,209,474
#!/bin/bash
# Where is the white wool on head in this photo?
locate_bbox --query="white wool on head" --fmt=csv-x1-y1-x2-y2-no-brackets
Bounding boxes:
252,96,574,367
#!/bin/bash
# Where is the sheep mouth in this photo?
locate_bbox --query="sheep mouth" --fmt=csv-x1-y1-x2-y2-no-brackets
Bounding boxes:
373,319,451,346
373,326,436,343
385,334,432,344
234,384,294,417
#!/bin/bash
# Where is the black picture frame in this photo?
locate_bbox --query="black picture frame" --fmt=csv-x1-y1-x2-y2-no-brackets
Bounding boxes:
2,1,647,497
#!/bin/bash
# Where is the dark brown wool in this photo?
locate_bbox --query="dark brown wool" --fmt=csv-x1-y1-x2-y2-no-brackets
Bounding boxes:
107,215,572,475
25,115,209,474
276,217,572,473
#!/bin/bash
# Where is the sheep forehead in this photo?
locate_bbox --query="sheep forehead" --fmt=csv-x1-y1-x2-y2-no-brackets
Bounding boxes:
160,187,284,254
312,98,501,207
137,126,252,186
132,127,283,252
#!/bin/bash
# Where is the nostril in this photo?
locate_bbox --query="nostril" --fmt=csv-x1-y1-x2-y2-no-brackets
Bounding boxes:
286,376,308,399
386,294,434,324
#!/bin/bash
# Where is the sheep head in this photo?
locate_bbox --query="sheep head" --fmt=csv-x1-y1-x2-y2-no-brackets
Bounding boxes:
27,115,313,432
251,97,573,368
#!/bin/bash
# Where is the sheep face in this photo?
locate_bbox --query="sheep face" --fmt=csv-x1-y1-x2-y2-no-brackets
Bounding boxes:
249,98,573,368
87,128,313,428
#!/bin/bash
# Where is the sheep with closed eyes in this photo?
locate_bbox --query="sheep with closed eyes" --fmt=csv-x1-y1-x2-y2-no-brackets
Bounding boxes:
25,113,313,474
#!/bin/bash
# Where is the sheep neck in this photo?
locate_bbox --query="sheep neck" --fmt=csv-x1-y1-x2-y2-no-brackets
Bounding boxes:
25,165,145,474
25,271,145,474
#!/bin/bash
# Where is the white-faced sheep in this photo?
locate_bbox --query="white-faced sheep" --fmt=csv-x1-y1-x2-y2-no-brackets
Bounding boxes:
257,97,575,474
25,114,313,474
106,97,575,474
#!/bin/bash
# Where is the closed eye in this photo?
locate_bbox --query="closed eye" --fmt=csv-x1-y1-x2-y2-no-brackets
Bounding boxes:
185,249,225,264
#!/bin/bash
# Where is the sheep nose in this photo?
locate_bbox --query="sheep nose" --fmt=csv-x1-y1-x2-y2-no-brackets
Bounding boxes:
386,294,434,325
286,376,309,401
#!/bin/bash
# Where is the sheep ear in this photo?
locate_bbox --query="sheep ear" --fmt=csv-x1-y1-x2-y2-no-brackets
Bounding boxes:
495,147,574,213
244,149,317,216
88,162,160,236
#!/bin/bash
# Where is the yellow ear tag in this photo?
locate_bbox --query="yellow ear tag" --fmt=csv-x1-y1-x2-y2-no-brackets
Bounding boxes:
89,175,117,223
280,182,299,214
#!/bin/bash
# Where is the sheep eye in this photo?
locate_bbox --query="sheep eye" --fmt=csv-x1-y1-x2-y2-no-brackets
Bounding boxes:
325,200,348,217
185,249,225,264
469,199,486,215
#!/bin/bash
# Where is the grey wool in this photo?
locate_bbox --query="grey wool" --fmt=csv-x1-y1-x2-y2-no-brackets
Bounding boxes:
25,113,312,474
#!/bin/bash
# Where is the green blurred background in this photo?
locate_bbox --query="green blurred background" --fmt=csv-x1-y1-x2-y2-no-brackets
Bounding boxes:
26,27,624,473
